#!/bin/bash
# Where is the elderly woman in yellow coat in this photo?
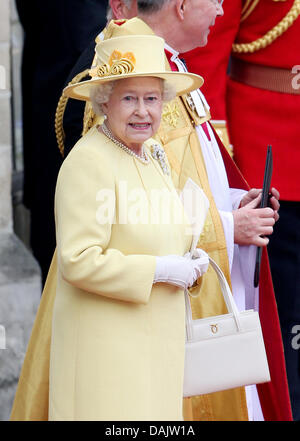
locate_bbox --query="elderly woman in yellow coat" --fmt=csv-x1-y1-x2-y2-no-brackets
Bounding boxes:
48,34,207,421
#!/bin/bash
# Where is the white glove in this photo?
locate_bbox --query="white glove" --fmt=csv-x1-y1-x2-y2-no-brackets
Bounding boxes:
153,248,209,290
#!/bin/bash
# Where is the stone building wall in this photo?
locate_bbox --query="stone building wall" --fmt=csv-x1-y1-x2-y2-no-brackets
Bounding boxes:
0,0,41,421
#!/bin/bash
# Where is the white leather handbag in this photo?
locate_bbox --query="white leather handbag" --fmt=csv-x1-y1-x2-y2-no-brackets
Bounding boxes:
183,257,271,397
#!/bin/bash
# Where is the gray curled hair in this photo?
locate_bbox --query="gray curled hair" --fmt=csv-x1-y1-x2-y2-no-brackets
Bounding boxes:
137,0,171,14
90,79,176,117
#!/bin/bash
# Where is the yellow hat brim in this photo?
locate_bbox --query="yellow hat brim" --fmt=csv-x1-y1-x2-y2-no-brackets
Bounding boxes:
63,71,204,101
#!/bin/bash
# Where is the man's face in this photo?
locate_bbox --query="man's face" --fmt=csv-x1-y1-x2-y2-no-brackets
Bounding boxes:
183,0,223,48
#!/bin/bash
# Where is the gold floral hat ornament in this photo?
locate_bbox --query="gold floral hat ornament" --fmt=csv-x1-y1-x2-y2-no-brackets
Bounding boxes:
63,35,204,101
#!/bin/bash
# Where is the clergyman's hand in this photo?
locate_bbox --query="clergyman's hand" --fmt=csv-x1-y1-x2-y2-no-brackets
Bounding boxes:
233,195,276,246
239,187,280,221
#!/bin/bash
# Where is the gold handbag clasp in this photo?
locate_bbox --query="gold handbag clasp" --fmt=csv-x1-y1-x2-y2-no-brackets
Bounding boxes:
210,324,218,334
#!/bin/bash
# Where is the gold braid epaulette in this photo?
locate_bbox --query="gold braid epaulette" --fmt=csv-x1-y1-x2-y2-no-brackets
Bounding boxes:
232,0,300,53
55,69,90,157
241,0,260,23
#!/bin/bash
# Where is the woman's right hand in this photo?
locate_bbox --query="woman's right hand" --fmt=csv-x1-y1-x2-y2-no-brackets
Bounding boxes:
153,249,209,290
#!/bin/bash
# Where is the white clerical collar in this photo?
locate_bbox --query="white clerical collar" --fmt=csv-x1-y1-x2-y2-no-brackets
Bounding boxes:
164,43,210,117
164,43,180,62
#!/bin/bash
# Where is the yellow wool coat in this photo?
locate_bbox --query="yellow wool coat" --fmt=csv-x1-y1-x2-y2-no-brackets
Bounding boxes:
11,17,248,423
49,126,192,420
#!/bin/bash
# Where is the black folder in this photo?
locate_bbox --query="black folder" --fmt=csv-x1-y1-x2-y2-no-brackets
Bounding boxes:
254,145,273,288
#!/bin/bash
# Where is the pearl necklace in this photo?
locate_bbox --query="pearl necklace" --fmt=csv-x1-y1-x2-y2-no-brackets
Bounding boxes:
100,123,150,165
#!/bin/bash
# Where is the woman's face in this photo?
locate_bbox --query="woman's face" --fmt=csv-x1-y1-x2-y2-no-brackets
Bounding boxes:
102,77,164,153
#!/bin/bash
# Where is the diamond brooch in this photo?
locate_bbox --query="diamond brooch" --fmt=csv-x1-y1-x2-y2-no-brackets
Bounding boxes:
151,143,170,175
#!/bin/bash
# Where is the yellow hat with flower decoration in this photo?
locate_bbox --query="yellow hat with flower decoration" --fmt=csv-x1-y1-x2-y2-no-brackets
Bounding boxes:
63,34,203,101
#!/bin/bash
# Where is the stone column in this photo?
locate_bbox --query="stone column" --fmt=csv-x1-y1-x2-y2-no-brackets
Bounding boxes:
0,0,41,421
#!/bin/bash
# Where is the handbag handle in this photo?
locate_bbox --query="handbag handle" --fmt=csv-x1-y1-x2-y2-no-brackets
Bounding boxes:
185,257,243,341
